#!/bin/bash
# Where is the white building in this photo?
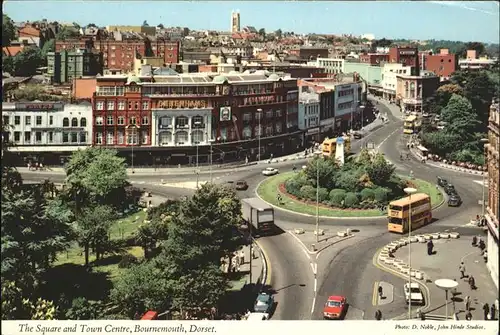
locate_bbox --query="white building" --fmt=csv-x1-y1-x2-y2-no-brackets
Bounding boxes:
316,58,345,75
334,82,361,130
2,102,93,152
298,92,320,142
381,63,413,101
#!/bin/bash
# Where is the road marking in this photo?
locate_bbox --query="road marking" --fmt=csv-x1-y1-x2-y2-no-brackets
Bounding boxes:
310,262,315,274
461,250,480,263
301,246,312,260
377,128,399,149
314,278,317,293
311,297,316,315
372,281,379,306
286,230,313,257
254,240,272,286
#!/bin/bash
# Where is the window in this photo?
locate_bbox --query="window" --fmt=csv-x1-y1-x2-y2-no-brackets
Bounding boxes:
242,126,252,139
35,132,42,143
24,132,31,143
142,101,149,110
275,123,282,134
126,131,138,145
266,110,273,119
14,116,20,125
80,118,87,127
36,116,42,125
243,113,252,122
95,116,104,125
71,118,78,127
48,132,53,143
175,116,188,128
14,131,20,142
141,131,148,144
159,131,172,145
192,115,204,128
96,101,105,110
107,115,114,125
117,116,125,125
117,131,124,144
141,116,149,125
62,133,69,143
175,130,188,144
71,133,78,143
62,117,69,127
2,116,9,125
129,117,137,125
95,132,103,144
118,101,126,110
134,102,139,110
25,116,31,125
254,124,262,136
265,125,273,137
275,109,282,117
191,130,204,144
107,101,115,110
107,132,114,145
78,132,86,143
160,116,172,127
49,116,54,125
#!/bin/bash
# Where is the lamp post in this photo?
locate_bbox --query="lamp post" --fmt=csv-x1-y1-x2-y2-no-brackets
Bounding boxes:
315,154,320,242
360,103,365,129
480,138,489,217
257,108,262,162
435,279,458,321
404,186,417,319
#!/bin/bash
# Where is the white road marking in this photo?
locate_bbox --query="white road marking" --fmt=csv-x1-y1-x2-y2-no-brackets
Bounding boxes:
461,250,480,263
311,297,316,314
287,230,312,258
301,246,311,260
314,278,317,293
377,128,399,149
310,262,315,273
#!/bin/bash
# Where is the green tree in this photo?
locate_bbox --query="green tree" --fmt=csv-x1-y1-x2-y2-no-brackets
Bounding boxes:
441,94,481,138
365,153,395,186
258,28,266,38
421,131,461,158
56,27,80,40
13,47,45,76
465,41,485,56
304,156,339,190
65,297,103,320
274,29,282,39
2,56,15,73
2,14,16,46
41,39,55,58
74,205,115,266
1,281,58,320
462,71,496,126
110,261,171,318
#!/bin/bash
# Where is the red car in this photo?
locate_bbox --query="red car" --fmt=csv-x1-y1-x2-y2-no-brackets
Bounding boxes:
323,295,347,320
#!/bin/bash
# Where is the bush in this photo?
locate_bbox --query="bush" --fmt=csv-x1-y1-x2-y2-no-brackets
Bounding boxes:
285,174,309,197
299,185,316,201
344,192,359,207
318,187,329,202
337,171,362,192
117,254,138,269
329,189,346,207
373,187,390,203
360,188,375,202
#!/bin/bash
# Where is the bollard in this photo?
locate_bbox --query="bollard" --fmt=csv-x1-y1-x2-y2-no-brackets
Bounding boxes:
311,244,316,252
346,228,351,236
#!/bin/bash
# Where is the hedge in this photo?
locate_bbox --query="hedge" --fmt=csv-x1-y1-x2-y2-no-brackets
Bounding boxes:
344,192,360,207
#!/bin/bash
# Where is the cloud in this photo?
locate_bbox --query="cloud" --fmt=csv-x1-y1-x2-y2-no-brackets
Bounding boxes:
428,1,498,15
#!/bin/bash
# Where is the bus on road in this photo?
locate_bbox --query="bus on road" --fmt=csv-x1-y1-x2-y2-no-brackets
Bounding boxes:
403,115,421,134
387,193,432,233
322,136,351,158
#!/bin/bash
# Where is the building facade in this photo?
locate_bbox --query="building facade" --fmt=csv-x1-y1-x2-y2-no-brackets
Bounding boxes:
381,63,413,102
1,102,93,164
343,62,383,87
334,82,362,131
298,92,320,143
389,47,419,74
316,58,345,75
395,72,440,113
359,53,389,65
47,49,104,84
485,102,499,290
91,71,302,165
231,11,241,33
424,49,458,80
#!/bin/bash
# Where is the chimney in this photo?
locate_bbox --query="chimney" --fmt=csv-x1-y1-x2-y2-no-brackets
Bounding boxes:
466,50,477,60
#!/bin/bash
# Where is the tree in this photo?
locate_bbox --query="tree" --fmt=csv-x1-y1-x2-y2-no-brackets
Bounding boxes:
110,261,171,318
2,56,15,74
421,131,461,158
74,205,115,266
41,39,55,58
465,42,485,56
157,24,164,29
274,29,282,39
304,156,339,190
1,281,58,320
13,47,44,76
462,71,496,126
56,27,80,40
258,28,266,38
143,20,149,27
366,153,395,186
2,14,16,46
65,297,103,320
441,94,481,138
437,83,464,97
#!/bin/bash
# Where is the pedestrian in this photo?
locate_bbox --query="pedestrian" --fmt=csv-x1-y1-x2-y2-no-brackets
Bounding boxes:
459,262,466,279
472,236,477,246
375,309,382,320
427,240,434,255
464,296,471,311
490,303,496,321
378,285,383,298
468,275,476,290
252,247,256,259
483,303,490,320
239,250,245,265
478,239,485,251
465,310,473,321
483,250,488,263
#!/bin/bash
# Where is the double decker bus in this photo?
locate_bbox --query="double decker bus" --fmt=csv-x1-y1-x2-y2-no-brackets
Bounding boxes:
322,136,351,157
387,193,432,233
403,115,422,134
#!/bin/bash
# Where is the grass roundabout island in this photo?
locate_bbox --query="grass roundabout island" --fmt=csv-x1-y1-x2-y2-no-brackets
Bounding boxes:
257,150,443,218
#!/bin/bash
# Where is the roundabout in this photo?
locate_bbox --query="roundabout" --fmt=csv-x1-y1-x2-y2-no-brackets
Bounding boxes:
256,171,444,219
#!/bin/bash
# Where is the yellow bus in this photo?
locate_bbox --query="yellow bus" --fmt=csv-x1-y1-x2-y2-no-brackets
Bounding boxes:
322,136,351,157
387,193,432,233
403,115,422,134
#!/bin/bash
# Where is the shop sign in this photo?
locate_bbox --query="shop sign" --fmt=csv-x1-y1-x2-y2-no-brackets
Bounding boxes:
220,107,232,121
15,102,64,111
243,95,275,105
156,99,207,109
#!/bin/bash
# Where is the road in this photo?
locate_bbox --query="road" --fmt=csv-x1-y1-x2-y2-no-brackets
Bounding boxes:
18,98,486,320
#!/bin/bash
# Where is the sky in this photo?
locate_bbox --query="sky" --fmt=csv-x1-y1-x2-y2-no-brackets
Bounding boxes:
3,1,500,43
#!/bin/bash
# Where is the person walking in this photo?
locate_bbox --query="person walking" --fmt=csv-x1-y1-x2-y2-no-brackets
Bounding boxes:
375,309,382,320
472,236,477,246
483,303,490,320
459,262,466,279
465,310,473,321
468,275,476,290
378,285,383,299
427,240,434,255
490,303,496,321
464,296,471,311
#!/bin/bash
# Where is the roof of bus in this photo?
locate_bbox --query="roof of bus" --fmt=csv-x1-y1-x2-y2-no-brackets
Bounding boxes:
405,115,417,122
389,193,429,206
322,136,350,144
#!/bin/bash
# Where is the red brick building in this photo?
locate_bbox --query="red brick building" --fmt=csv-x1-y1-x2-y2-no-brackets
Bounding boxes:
56,38,179,72
424,49,458,79
389,46,419,73
359,53,389,65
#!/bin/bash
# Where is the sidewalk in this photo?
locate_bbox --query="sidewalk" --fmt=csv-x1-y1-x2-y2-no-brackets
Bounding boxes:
227,242,266,291
409,148,486,176
370,97,405,120
393,234,498,321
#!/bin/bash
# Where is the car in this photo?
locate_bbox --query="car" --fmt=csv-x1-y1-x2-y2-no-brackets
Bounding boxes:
448,194,462,207
437,176,448,187
253,292,274,313
246,312,269,320
323,295,347,320
235,180,249,190
353,131,363,139
262,167,279,176
444,184,456,195
404,283,424,305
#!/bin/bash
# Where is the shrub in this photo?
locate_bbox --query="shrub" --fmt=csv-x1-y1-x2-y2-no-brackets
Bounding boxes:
300,185,316,201
318,187,329,202
329,189,346,207
373,187,391,203
360,188,375,202
344,192,359,207
337,170,362,192
118,254,138,269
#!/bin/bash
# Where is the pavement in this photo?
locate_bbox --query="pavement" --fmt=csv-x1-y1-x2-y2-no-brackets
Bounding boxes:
227,242,266,292
393,232,498,321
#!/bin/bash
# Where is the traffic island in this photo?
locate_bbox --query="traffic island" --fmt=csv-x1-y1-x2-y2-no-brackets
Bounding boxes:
257,172,444,219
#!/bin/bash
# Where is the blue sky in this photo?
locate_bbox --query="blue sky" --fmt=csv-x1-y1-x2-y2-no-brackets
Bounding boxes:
3,1,499,43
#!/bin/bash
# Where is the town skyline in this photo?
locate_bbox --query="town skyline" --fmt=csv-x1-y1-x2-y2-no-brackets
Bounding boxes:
3,1,500,44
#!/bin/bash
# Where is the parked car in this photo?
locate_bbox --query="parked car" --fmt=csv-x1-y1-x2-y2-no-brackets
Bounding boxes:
235,180,249,190
323,295,347,320
448,194,462,207
253,292,274,313
262,167,279,176
404,283,424,305
437,176,448,187
246,312,269,320
444,184,456,195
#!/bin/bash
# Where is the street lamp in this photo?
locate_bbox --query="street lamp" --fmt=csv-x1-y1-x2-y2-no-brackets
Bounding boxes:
480,138,489,217
257,108,262,162
435,279,458,321
315,109,322,242
404,186,417,319
359,103,365,129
